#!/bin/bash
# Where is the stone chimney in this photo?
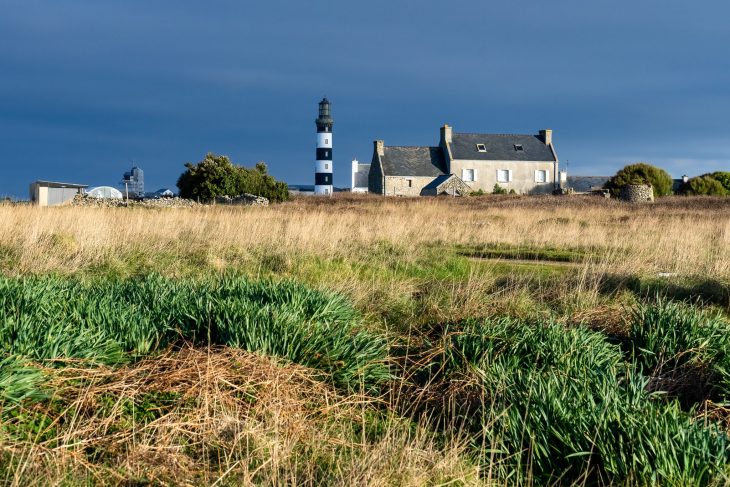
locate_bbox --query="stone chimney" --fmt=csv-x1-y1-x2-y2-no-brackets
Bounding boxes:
374,140,385,157
440,124,453,145
539,129,553,146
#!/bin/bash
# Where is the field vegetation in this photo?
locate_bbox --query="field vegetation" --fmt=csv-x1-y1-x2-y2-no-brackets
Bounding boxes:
1,194,729,485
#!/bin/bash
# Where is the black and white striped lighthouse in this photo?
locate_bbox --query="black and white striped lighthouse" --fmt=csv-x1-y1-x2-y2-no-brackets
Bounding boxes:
315,98,333,195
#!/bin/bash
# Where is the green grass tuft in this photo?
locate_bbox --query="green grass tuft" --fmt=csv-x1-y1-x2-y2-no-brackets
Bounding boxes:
0,275,390,391
426,317,730,485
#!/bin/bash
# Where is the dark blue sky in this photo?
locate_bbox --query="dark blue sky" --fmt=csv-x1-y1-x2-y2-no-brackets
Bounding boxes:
2,0,728,197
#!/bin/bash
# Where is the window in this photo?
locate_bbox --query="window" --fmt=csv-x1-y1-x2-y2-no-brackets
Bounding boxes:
324,163,329,170
514,144,523,151
497,170,510,183
325,139,329,144
407,179,412,188
535,170,547,183
462,169,475,182
476,144,487,152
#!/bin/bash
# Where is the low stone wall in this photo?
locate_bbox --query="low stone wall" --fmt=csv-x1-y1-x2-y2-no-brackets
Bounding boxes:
139,198,202,208
71,195,201,208
620,184,654,202
215,194,269,206
70,193,269,208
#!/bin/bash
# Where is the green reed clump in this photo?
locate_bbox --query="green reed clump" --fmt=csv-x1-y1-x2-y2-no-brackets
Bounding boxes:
628,299,730,397
431,317,730,485
0,275,389,391
0,356,47,404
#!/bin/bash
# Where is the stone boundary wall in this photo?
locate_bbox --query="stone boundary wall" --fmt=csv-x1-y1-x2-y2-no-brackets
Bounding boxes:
215,194,269,206
70,193,269,208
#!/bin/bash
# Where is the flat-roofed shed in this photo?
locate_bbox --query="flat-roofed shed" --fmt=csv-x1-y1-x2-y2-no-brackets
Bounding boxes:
30,180,88,206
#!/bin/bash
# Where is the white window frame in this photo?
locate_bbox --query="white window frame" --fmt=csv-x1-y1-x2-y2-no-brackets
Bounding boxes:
462,169,475,182
535,170,548,183
497,169,511,183
476,144,487,152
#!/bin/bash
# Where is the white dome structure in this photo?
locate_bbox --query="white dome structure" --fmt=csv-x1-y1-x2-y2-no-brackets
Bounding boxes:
87,186,123,199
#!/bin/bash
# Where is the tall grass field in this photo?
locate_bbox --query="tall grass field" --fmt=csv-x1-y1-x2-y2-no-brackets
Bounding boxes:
1,194,729,485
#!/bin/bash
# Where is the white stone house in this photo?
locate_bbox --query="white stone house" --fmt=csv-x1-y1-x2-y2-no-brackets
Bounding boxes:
367,125,560,196
351,159,370,193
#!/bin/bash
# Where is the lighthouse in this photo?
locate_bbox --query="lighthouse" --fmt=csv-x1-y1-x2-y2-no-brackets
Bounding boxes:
315,98,334,195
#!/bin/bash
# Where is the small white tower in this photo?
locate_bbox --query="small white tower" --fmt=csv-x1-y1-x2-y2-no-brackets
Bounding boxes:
351,159,359,190
315,98,333,195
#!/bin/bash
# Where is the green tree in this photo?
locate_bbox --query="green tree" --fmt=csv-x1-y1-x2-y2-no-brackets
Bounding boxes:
604,163,673,198
706,172,730,193
684,175,727,196
177,153,289,202
493,184,507,195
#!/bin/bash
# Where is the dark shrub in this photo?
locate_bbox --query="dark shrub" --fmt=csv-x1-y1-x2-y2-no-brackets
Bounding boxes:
605,163,673,198
177,153,289,202
707,172,730,193
683,175,727,196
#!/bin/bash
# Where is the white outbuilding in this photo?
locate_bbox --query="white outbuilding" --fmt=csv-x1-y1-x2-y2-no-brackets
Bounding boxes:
30,180,88,206
87,186,123,199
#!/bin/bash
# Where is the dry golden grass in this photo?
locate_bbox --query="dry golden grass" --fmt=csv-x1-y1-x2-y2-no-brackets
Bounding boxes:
2,195,729,485
1,347,480,486
0,194,727,279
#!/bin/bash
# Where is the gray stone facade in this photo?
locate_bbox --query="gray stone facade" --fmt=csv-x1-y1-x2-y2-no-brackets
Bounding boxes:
382,176,435,196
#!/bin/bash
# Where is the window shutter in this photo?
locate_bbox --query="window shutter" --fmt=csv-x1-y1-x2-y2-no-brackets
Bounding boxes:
473,169,478,181
508,170,513,182
546,170,550,183
462,169,467,181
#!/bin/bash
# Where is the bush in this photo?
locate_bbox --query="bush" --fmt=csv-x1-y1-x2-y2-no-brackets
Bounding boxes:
683,175,727,196
605,163,673,198
492,183,507,195
177,153,289,202
707,171,730,192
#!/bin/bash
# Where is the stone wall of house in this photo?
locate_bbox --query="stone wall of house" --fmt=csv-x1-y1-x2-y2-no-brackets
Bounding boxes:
448,160,557,194
368,159,384,194
383,176,434,196
620,184,654,202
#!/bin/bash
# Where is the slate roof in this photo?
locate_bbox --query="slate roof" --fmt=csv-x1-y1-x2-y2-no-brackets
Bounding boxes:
422,174,455,190
566,176,610,192
450,133,555,162
381,146,446,177
32,180,88,189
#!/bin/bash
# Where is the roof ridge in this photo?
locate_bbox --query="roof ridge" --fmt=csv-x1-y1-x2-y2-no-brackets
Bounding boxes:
385,145,439,149
453,132,538,137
